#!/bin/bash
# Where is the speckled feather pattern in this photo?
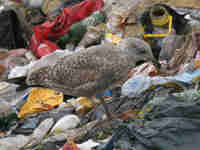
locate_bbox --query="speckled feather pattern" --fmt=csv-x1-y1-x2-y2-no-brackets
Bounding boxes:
26,39,153,97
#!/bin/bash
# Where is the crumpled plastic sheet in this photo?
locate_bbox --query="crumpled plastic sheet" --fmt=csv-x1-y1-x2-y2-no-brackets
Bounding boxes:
122,67,200,98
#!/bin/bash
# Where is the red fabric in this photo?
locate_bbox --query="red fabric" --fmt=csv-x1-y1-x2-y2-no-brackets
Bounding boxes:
30,0,104,58
61,144,80,150
35,40,60,58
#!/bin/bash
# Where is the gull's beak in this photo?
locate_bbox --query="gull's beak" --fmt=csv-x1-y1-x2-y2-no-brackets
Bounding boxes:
151,58,161,69
143,54,161,69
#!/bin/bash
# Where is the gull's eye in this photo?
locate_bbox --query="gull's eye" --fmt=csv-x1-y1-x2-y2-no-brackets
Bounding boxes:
138,48,146,54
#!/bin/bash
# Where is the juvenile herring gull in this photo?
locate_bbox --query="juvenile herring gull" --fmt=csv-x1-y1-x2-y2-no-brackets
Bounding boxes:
6,38,159,119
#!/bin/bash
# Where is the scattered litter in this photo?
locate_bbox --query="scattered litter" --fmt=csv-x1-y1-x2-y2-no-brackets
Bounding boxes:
1,1,200,150
8,65,29,79
0,135,30,150
30,0,104,58
68,97,93,115
50,115,80,134
61,139,100,150
18,88,63,118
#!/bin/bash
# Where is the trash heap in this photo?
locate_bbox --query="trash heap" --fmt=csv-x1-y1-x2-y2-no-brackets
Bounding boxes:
1,0,200,150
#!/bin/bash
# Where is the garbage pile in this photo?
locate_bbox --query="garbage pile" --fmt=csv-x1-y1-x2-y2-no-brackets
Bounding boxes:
1,0,200,149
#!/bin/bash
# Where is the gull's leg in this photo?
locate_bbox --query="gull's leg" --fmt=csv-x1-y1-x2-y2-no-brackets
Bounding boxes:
98,96,112,120
195,80,200,91
90,96,98,107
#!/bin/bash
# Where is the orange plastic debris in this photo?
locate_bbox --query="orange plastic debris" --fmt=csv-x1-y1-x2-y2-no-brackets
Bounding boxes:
0,132,4,137
121,109,137,119
194,59,200,69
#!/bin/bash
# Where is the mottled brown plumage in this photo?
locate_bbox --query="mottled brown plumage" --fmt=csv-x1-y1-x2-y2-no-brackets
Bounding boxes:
24,38,158,118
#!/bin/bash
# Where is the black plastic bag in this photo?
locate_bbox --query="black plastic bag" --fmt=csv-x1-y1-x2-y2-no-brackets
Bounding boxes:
98,90,200,150
0,9,26,49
